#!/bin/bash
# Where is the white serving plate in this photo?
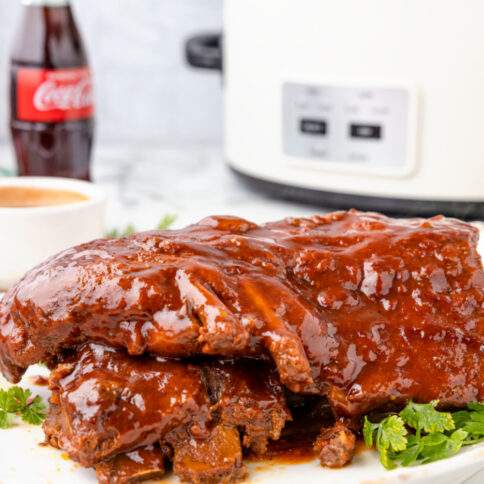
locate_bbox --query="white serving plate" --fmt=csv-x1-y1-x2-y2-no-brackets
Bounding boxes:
0,223,483,484
0,366,483,484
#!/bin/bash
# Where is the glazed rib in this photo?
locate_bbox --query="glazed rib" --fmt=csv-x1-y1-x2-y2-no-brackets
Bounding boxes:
314,422,356,468
1,210,482,416
203,358,291,454
165,424,246,483
44,343,212,467
94,445,167,484
43,343,293,481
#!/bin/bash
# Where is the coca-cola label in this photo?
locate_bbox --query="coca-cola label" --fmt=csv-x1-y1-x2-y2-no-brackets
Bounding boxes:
16,67,94,122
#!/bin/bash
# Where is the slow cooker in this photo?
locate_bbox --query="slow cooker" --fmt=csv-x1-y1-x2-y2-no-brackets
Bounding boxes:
186,0,484,219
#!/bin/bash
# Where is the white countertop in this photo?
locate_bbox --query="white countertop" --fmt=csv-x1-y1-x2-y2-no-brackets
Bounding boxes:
0,143,321,231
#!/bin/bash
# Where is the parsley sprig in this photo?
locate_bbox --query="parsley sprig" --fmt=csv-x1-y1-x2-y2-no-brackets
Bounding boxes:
0,386,46,428
363,401,484,469
156,214,177,231
106,214,177,238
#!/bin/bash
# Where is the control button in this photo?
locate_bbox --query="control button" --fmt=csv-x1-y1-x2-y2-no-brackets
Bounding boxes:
349,123,382,140
300,118,327,136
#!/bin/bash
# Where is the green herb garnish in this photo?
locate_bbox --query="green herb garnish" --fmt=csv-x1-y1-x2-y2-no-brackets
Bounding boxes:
157,214,177,230
400,400,455,436
363,414,408,469
106,214,177,238
0,386,46,428
105,223,136,238
453,402,484,444
364,401,484,469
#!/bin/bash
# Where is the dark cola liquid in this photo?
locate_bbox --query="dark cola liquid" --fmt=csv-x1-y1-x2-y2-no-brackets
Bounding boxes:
10,3,94,181
10,109,94,181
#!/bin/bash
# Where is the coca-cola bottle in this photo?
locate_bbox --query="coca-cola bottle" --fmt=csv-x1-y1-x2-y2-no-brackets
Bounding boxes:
10,0,94,181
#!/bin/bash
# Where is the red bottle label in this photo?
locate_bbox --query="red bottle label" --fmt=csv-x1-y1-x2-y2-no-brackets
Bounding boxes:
16,67,94,122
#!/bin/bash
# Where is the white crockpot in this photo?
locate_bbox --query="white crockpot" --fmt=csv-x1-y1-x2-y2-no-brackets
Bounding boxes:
188,0,484,219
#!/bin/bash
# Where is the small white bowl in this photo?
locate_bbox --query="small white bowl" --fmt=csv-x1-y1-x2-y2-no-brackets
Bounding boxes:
0,177,106,290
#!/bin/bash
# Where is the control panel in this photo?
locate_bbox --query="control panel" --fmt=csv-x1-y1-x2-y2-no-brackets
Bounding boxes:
282,83,412,170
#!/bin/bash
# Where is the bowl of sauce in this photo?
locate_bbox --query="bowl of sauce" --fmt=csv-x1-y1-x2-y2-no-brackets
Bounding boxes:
0,186,89,208
0,177,106,290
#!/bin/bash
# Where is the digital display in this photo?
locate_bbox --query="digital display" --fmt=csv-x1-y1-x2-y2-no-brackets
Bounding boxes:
300,118,327,136
350,124,382,140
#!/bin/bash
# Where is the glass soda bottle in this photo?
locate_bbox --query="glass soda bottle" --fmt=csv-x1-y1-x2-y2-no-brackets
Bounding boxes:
10,0,94,180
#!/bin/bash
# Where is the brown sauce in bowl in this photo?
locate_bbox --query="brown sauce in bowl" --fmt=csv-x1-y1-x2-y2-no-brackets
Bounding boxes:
0,186,88,207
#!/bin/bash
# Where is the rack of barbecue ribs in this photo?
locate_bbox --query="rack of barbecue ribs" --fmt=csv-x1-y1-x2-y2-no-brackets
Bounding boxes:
0,210,482,482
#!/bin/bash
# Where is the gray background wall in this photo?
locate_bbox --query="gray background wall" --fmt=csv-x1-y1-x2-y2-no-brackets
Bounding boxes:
0,0,223,146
